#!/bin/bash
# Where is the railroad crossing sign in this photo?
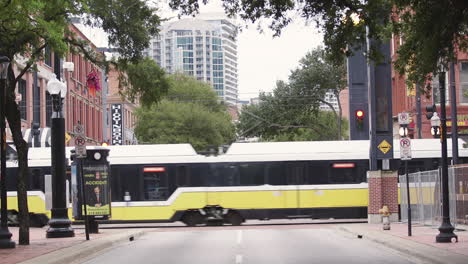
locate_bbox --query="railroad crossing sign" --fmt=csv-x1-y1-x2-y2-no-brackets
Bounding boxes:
74,124,87,158
398,112,410,125
400,137,412,160
377,139,392,154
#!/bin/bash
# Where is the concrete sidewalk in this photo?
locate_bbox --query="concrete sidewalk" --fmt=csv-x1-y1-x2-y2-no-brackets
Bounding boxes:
339,222,468,264
0,226,146,264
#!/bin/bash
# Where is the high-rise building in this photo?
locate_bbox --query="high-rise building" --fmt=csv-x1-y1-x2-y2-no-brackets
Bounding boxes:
144,17,238,105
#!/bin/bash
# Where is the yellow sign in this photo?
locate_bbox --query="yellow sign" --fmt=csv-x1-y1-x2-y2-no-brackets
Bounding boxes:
65,132,71,144
378,140,392,154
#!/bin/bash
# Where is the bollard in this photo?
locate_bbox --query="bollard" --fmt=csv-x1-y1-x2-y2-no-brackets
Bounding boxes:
378,205,391,230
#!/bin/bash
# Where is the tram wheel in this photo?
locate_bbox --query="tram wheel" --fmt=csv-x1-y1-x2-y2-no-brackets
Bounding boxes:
182,211,204,227
226,211,243,226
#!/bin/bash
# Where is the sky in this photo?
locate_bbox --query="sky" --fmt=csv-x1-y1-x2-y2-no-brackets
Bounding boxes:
78,1,324,101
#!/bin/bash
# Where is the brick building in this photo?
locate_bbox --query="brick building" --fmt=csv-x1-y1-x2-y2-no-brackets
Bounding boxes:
9,24,104,147
391,37,468,138
103,68,138,145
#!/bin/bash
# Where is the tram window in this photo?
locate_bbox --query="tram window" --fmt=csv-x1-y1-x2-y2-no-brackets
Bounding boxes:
176,166,189,187
329,166,357,183
31,169,43,190
267,163,286,185
287,164,306,185
308,165,328,184
143,170,168,201
239,163,264,186
224,165,239,186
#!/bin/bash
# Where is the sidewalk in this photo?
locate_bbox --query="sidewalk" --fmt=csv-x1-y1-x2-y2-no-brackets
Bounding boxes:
339,222,468,264
0,226,146,264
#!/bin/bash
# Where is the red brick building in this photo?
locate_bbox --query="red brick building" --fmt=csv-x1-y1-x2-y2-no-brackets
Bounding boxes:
9,24,104,147
391,37,468,138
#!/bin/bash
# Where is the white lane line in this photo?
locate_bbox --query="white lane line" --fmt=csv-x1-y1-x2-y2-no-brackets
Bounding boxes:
237,230,243,245
235,254,243,264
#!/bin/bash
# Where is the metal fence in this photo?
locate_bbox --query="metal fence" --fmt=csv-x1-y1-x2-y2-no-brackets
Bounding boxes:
399,165,468,227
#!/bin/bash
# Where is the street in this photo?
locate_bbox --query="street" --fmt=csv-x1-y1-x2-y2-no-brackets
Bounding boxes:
80,223,419,264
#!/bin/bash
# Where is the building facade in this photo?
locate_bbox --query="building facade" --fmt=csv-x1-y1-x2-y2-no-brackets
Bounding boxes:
143,18,239,105
9,24,104,147
391,36,468,139
103,69,138,145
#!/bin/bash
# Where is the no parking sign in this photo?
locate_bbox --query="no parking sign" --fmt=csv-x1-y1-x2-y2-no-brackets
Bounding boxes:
400,138,412,160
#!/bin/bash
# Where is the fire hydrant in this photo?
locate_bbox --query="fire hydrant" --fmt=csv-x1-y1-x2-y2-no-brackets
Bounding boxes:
378,205,391,230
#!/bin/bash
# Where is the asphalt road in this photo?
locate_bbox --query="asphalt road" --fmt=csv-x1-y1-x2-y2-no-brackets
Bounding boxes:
81,224,418,264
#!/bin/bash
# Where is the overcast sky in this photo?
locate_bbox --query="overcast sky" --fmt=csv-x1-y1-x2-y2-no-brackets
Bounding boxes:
78,1,324,101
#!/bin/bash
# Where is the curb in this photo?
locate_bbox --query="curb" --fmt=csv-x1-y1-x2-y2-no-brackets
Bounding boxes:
19,230,147,264
338,226,468,264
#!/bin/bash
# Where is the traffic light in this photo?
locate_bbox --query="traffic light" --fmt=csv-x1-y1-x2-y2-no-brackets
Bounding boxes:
355,109,365,129
425,104,437,120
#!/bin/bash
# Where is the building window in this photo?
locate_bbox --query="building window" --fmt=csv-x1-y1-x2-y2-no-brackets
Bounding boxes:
460,62,468,104
18,79,27,120
45,91,52,127
44,46,52,67
432,72,449,104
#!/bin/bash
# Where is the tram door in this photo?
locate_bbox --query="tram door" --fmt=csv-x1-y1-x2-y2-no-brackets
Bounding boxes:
286,162,307,216
142,167,168,201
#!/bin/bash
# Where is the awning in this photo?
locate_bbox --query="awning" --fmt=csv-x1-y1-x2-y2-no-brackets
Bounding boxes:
22,127,51,148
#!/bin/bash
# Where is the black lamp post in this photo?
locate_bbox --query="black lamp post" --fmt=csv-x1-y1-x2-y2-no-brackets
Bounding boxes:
0,56,15,248
46,73,74,238
435,71,458,243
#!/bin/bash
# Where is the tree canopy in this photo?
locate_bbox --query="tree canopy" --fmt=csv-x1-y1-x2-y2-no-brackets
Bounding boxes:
237,81,348,141
135,74,236,151
169,0,468,85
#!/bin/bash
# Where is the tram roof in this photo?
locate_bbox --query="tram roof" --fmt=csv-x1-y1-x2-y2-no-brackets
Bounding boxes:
219,139,468,162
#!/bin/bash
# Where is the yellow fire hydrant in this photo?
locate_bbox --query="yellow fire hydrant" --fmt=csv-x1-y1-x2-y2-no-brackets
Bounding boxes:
378,205,391,230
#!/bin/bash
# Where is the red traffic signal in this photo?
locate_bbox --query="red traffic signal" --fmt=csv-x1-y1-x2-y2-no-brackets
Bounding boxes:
356,110,364,119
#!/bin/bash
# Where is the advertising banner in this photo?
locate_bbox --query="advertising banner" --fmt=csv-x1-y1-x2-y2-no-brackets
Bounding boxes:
111,104,123,145
83,164,111,216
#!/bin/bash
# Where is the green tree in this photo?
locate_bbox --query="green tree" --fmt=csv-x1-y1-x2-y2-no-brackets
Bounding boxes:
237,81,348,141
289,46,347,139
134,74,236,152
170,0,468,86
0,0,165,244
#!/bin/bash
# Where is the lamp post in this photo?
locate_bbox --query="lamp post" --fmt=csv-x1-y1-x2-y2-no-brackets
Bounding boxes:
430,113,441,138
435,71,458,243
0,56,15,248
46,73,74,238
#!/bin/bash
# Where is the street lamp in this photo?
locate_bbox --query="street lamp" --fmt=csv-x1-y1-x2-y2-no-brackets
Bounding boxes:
430,112,441,138
435,70,458,243
0,56,15,248
46,73,74,238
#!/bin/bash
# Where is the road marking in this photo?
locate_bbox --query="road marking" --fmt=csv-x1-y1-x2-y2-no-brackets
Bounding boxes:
235,254,243,264
237,230,243,245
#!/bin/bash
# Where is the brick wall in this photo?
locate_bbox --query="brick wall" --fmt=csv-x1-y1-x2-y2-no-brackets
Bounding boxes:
368,171,398,214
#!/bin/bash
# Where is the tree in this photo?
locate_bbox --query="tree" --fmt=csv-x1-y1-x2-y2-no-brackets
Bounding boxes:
134,74,236,152
237,80,348,141
0,0,165,244
289,46,347,139
169,0,468,86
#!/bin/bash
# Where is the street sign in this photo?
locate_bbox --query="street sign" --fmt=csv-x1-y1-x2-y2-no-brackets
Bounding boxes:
76,145,87,158
74,124,86,158
74,124,84,135
400,138,412,160
378,139,392,154
398,112,410,125
75,135,86,146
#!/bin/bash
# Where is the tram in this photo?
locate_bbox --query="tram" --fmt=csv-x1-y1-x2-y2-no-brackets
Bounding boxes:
5,139,468,226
